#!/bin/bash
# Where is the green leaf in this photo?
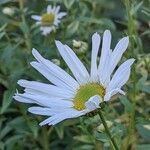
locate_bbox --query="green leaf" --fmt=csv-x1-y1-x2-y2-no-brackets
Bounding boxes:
74,135,94,144
137,144,150,150
5,135,23,150
0,125,12,140
136,124,150,141
0,0,15,5
55,125,64,139
0,32,5,40
120,96,133,113
19,22,29,34
142,85,150,94
0,24,7,32
94,132,109,143
0,89,14,114
67,21,79,36
131,1,143,15
27,119,39,138
63,0,75,9
0,142,4,150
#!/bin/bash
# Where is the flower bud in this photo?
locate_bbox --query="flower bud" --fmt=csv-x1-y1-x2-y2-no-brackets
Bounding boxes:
97,121,113,132
136,54,150,76
143,125,150,130
73,40,88,54
51,59,60,66
2,7,15,16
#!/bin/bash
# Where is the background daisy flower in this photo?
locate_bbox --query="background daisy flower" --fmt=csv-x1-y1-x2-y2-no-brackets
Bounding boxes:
14,30,134,126
31,5,66,36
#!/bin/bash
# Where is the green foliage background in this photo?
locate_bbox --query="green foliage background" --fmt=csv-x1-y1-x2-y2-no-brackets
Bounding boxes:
0,0,149,149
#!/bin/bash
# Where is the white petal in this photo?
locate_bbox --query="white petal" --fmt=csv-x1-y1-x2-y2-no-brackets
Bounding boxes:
51,6,56,13
55,41,90,84
31,15,41,21
28,106,71,116
32,49,79,91
47,5,52,13
57,12,67,19
98,30,112,86
40,27,52,35
35,21,41,25
18,79,74,99
54,19,60,26
55,6,60,14
107,59,135,92
104,89,125,101
13,95,32,103
85,95,102,111
99,49,112,86
15,93,73,108
90,33,101,82
109,36,129,76
31,61,72,90
39,117,52,126
28,107,53,116
39,109,83,126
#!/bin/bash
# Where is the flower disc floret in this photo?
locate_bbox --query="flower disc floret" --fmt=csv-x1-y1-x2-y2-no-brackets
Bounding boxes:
74,83,105,110
41,13,55,26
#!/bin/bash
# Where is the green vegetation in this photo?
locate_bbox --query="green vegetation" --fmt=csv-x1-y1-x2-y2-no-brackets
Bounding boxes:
0,0,149,149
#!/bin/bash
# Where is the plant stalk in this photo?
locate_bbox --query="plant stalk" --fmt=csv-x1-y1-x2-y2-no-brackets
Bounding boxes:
19,0,31,51
123,0,137,149
41,127,49,150
98,110,119,150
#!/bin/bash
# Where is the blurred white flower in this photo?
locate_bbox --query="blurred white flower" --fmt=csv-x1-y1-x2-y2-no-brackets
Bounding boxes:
14,30,135,126
31,5,66,36
2,7,15,16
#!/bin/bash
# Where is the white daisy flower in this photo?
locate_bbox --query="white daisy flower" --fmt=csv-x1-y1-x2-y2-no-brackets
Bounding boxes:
14,30,135,126
31,5,66,36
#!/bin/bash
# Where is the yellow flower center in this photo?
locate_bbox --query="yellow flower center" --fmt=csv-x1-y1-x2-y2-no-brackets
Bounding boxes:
74,83,105,111
41,13,55,26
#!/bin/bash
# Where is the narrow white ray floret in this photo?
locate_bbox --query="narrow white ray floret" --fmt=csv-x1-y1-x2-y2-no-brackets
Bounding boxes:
31,5,66,36
14,30,135,126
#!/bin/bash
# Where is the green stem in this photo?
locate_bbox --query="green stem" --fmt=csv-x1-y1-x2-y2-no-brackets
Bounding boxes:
19,0,31,51
41,127,49,150
98,110,119,150
123,0,137,149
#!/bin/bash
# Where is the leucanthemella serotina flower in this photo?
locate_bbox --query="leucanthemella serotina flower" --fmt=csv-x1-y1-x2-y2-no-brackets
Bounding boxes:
31,5,66,36
14,30,135,126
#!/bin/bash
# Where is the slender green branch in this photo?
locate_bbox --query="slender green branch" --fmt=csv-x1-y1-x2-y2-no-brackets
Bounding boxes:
19,0,31,51
98,110,119,150
41,127,49,150
123,0,137,149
